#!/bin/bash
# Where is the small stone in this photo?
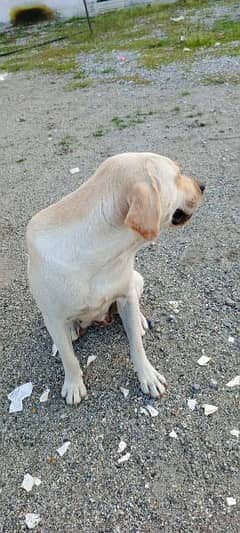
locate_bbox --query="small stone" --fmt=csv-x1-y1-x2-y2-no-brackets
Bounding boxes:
147,319,155,330
167,314,177,323
209,379,218,390
225,298,235,307
192,384,200,393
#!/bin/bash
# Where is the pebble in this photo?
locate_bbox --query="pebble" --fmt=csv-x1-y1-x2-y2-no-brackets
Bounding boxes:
192,384,200,393
209,378,218,390
225,297,235,307
147,319,155,330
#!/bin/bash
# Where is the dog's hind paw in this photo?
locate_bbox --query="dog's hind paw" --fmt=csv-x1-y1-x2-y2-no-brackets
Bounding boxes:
61,375,87,405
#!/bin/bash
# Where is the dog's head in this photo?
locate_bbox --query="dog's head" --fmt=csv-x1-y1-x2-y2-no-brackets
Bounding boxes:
124,155,205,240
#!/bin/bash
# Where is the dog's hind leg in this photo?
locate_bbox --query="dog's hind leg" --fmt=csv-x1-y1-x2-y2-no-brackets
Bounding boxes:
44,314,87,405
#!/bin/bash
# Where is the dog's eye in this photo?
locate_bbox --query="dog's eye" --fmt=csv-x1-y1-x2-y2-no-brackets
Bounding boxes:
172,209,191,225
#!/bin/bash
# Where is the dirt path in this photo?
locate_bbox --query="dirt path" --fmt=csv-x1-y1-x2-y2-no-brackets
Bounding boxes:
0,4,239,532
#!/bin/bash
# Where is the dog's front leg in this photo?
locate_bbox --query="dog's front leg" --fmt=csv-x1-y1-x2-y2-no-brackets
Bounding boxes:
117,291,167,398
44,315,87,405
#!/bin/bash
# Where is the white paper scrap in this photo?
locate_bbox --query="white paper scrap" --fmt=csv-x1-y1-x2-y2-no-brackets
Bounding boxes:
21,474,41,493
183,47,191,52
146,405,159,417
0,73,8,81
118,452,130,464
118,440,127,454
40,388,50,403
25,513,40,529
8,382,33,413
70,167,80,175
169,430,178,439
203,404,218,416
230,429,239,438
228,336,234,344
120,387,129,398
168,301,180,314
187,399,197,411
226,497,236,507
226,376,240,388
197,355,211,366
52,343,58,356
171,15,184,22
57,441,70,457
87,355,97,367
139,407,148,415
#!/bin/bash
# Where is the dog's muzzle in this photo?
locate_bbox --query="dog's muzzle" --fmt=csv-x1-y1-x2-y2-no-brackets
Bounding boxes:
172,209,192,225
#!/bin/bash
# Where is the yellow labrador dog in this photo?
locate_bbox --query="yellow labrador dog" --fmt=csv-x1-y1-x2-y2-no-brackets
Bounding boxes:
27,152,204,405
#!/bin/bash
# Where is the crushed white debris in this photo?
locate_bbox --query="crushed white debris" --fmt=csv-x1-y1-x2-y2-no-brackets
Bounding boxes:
226,497,236,507
25,513,40,529
187,399,197,411
118,440,127,454
171,15,184,22
21,474,41,493
230,429,239,438
139,407,148,416
120,386,129,398
0,73,8,81
57,441,70,457
146,405,159,417
203,404,218,416
226,376,240,388
52,343,58,356
8,382,33,413
169,430,178,439
168,301,180,314
197,355,211,366
70,167,80,175
183,47,191,52
86,355,97,367
228,335,234,343
39,388,50,403
180,35,186,42
118,452,130,464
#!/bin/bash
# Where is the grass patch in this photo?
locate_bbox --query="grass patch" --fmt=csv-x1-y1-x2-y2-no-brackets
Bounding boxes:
110,74,152,85
93,128,106,138
65,79,93,90
0,0,240,76
202,73,240,85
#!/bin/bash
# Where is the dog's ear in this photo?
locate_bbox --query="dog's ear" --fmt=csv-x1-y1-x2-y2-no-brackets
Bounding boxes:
124,173,161,240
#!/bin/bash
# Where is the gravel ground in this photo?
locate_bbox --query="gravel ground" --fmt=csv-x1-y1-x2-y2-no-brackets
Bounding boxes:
0,8,240,533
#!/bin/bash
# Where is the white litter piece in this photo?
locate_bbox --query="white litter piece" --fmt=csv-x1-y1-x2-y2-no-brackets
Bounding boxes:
215,42,221,47
226,376,240,388
180,35,186,42
183,47,191,52
228,336,235,343
230,429,239,438
171,15,184,22
226,497,236,507
87,355,97,367
52,343,58,356
25,513,40,529
139,407,148,415
40,388,50,403
187,399,197,411
197,355,211,366
169,430,178,439
118,452,130,464
70,167,80,175
168,301,180,314
21,474,41,493
146,405,159,417
57,441,70,457
118,440,127,454
0,73,8,81
8,382,33,413
203,404,218,416
120,387,129,398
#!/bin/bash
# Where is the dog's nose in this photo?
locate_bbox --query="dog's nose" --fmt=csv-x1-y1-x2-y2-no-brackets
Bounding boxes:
199,183,205,193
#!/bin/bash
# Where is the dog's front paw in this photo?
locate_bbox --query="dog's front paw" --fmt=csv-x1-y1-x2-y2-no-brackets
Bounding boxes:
138,362,167,398
61,375,87,405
